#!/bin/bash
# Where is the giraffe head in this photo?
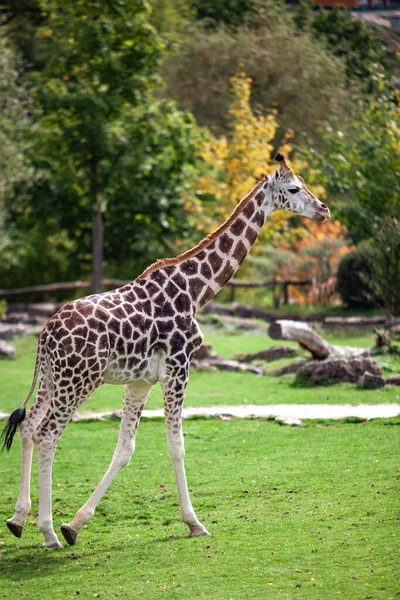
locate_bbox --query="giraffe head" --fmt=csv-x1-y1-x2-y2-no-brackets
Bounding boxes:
270,153,330,222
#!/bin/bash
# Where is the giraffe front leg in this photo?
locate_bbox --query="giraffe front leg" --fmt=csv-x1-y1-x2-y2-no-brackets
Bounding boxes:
162,374,210,537
61,381,153,545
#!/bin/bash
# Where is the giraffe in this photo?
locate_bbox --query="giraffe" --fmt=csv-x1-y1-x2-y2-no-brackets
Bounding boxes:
2,153,330,548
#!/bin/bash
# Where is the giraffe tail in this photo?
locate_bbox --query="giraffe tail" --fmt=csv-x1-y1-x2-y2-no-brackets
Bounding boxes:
1,337,42,452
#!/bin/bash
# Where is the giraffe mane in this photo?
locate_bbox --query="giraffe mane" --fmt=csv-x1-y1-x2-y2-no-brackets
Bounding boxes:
137,176,268,280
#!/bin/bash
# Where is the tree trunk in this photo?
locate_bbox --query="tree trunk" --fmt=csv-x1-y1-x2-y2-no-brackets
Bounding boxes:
92,211,103,294
91,154,103,294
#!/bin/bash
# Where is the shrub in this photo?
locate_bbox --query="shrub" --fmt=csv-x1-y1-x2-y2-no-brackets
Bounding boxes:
336,242,381,309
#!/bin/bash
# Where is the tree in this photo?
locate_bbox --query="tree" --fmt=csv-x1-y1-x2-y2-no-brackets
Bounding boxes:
28,0,164,292
364,218,400,316
310,7,394,93
162,7,355,144
190,0,263,28
309,86,400,243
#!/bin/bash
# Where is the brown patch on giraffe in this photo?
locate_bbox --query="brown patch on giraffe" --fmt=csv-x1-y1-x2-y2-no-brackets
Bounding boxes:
215,261,235,286
174,293,191,313
200,262,212,279
157,319,175,336
233,240,247,265
219,233,234,253
172,272,187,291
255,191,265,206
151,270,166,285
245,226,258,246
242,200,256,219
229,218,246,236
145,281,159,296
122,321,133,339
252,210,265,228
209,252,223,274
111,306,127,320
181,260,198,276
64,313,86,330
165,280,179,298
188,278,205,300
198,286,214,307
76,303,95,318
94,309,110,324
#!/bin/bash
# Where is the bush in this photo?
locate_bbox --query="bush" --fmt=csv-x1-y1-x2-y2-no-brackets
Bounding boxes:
336,242,381,309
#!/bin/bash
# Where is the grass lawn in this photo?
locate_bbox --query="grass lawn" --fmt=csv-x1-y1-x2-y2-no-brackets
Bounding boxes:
0,417,399,599
1,332,399,415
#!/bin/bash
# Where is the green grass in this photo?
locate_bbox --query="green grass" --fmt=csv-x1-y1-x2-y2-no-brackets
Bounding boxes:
0,418,399,599
1,332,399,415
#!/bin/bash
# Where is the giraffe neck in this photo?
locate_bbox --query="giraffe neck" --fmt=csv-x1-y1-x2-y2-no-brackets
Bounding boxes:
138,177,275,312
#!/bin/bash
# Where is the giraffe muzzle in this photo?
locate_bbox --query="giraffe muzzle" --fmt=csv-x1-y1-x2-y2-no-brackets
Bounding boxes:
313,203,330,222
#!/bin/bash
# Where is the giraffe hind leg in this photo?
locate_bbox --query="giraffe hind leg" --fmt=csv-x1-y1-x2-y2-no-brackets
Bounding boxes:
6,374,54,539
61,380,153,545
34,379,101,549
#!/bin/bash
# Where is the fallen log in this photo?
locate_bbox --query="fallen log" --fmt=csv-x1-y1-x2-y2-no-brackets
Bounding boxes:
270,360,308,377
268,320,380,360
384,374,400,386
235,346,296,363
296,356,381,385
357,371,385,389
191,358,265,376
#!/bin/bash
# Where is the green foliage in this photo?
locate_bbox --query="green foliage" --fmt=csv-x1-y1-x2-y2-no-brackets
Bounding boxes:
0,226,75,290
336,242,381,309
0,33,32,206
310,7,395,93
162,8,355,142
365,218,400,316
147,0,194,39
190,0,263,28
309,88,400,243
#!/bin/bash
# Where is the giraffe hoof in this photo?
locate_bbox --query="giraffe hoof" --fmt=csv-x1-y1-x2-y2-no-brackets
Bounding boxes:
188,526,211,537
61,524,79,546
43,540,64,549
6,520,23,538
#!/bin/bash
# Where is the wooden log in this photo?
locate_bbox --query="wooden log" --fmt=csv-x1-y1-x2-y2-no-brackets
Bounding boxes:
357,372,385,389
268,320,331,359
384,374,400,386
191,358,265,376
270,360,308,376
296,356,381,385
268,320,371,360
235,346,296,363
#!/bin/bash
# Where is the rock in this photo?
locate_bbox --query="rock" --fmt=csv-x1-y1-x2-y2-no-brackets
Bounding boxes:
357,371,385,389
0,323,42,339
0,339,16,359
296,356,381,385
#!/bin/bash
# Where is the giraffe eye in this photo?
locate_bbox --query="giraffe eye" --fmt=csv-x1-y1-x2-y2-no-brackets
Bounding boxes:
288,187,300,194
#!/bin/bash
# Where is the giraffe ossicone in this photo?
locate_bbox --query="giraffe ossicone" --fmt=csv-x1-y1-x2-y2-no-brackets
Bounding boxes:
2,155,330,548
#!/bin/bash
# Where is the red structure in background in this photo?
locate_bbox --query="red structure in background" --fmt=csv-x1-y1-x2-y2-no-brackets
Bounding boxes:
314,0,394,6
